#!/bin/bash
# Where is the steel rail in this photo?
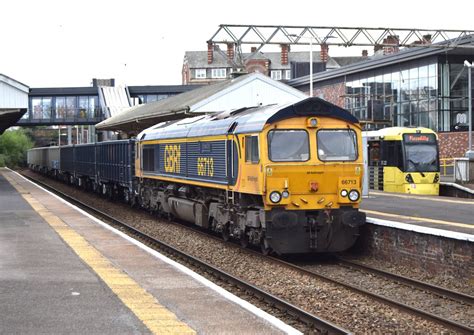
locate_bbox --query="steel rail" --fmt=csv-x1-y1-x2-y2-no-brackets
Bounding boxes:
336,258,474,306
268,258,474,334
22,173,350,335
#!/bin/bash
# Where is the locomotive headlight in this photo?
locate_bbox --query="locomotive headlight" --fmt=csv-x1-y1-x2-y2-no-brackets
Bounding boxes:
340,189,348,197
348,190,360,202
269,191,282,203
307,117,318,128
282,190,290,198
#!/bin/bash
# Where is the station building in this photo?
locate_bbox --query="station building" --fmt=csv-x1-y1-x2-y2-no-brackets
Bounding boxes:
288,35,474,158
182,44,365,85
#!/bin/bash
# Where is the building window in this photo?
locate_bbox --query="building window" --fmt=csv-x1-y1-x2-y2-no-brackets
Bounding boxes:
284,70,291,80
146,95,158,103
211,68,226,78
78,96,88,119
63,97,75,119
55,97,66,119
344,62,440,131
195,69,206,79
31,97,52,120
271,70,282,80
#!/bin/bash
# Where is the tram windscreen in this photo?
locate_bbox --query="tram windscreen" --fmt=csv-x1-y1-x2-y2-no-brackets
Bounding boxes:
317,129,358,161
403,134,439,172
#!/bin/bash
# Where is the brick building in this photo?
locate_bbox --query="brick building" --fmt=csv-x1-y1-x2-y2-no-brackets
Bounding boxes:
288,35,474,159
182,43,365,85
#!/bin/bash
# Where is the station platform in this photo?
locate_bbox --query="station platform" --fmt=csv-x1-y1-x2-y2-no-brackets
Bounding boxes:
0,168,296,335
361,191,474,240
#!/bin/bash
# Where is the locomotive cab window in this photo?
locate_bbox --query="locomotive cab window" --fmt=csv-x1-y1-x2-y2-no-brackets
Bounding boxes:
317,129,357,161
245,136,259,163
268,130,309,162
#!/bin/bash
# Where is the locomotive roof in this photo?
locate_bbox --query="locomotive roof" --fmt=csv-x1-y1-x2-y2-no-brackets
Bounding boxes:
138,97,358,141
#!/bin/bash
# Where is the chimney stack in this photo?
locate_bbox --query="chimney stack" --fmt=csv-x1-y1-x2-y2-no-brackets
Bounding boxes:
414,34,432,45
383,35,400,55
207,42,213,64
320,43,329,63
362,49,368,58
422,34,432,44
226,42,235,63
280,44,289,65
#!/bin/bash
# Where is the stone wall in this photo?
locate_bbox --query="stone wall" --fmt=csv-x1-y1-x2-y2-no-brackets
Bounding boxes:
311,82,345,107
352,224,472,278
438,132,473,158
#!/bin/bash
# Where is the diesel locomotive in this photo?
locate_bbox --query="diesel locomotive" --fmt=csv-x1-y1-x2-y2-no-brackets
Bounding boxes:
28,97,366,254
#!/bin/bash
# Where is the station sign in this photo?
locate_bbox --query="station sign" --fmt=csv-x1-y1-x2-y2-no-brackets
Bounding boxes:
403,133,436,144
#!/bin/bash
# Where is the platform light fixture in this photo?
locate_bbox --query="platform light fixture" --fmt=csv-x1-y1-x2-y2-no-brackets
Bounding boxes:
464,60,474,160
289,34,337,98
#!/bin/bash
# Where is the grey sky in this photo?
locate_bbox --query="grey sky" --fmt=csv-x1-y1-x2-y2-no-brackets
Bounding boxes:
1,0,471,88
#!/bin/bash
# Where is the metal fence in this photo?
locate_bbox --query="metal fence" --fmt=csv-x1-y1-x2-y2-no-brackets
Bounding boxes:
440,157,470,182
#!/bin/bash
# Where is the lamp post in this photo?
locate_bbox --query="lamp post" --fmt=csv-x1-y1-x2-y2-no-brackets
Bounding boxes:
464,60,474,160
309,37,313,97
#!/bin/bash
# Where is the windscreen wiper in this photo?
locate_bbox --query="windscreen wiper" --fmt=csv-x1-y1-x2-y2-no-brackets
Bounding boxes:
408,159,425,177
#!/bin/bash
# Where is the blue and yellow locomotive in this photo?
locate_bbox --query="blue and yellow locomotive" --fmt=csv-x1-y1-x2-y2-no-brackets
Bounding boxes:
134,97,366,254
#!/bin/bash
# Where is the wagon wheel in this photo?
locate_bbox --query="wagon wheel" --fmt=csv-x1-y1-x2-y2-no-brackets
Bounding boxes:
123,190,129,203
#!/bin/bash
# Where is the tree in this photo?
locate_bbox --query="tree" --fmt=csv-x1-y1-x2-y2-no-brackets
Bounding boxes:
0,129,34,168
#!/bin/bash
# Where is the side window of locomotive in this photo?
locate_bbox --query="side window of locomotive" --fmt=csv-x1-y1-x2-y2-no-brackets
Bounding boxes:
245,136,259,163
142,145,155,172
268,130,309,162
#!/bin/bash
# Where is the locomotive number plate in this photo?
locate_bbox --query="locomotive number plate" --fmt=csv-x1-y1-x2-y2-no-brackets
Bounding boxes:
338,177,359,188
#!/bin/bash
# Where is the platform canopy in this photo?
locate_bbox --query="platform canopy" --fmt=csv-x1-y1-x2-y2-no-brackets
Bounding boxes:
0,74,29,134
0,109,27,134
95,73,307,134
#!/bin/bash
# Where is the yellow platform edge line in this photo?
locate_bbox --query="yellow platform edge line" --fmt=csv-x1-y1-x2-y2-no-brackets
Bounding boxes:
369,191,474,205
2,171,196,335
363,209,474,229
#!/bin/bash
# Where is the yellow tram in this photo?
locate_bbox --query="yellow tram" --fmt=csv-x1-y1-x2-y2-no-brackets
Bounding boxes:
364,127,440,195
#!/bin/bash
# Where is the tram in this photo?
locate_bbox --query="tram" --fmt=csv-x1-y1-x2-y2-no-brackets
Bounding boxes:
364,127,440,195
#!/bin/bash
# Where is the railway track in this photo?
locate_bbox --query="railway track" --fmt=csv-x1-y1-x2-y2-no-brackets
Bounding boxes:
22,172,349,335
336,258,474,305
287,259,474,334
23,172,474,334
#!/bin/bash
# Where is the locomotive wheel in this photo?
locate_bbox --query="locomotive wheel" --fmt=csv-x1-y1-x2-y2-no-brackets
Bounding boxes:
240,231,249,248
260,239,271,255
221,224,230,242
